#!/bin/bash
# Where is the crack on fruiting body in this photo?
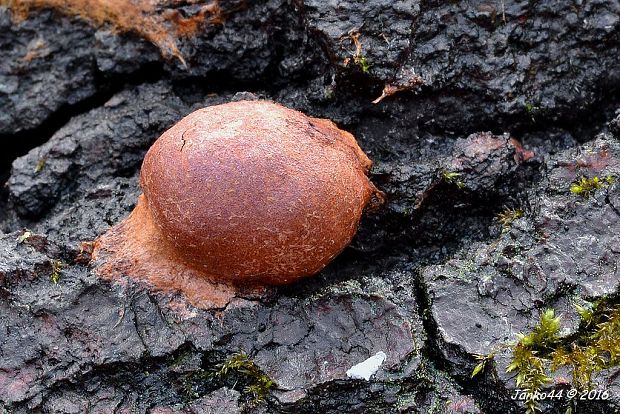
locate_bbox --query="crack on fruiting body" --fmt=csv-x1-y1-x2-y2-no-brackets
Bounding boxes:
180,129,188,152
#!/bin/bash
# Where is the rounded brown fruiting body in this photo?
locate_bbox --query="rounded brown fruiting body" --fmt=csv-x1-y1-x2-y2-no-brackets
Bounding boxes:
93,100,384,307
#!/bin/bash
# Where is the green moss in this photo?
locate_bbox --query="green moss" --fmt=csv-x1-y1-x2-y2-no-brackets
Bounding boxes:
570,176,605,197
50,260,64,284
504,304,620,413
504,309,558,414
442,170,465,189
518,308,560,348
471,353,495,378
569,175,615,198
550,304,620,389
348,32,371,74
216,352,275,407
590,307,620,365
551,345,601,391
524,103,539,122
356,55,370,74
507,344,552,414
496,208,524,232
574,301,594,326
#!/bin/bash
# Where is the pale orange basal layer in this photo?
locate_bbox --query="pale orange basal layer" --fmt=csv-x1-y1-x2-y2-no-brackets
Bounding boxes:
92,195,265,309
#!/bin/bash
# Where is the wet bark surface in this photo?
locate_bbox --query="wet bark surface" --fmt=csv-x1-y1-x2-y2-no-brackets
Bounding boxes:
1,0,619,413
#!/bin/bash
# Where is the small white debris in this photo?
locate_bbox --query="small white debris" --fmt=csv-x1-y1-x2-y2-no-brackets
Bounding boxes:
346,351,387,381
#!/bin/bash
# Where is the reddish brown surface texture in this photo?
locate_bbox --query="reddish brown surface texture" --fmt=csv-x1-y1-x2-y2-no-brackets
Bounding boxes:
93,100,382,307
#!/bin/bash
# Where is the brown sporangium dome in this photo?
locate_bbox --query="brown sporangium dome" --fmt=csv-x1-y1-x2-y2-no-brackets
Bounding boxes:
92,100,384,308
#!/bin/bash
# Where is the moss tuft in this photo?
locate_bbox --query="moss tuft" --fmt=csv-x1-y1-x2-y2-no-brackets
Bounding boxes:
442,170,465,189
216,352,275,407
506,309,558,414
570,176,603,197
496,208,524,232
518,308,560,348
471,353,495,378
506,343,552,414
50,259,64,284
504,304,620,413
524,102,539,122
569,175,614,198
345,32,371,74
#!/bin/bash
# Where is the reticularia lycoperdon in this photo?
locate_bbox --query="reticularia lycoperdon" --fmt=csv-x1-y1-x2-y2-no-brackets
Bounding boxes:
93,100,384,308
